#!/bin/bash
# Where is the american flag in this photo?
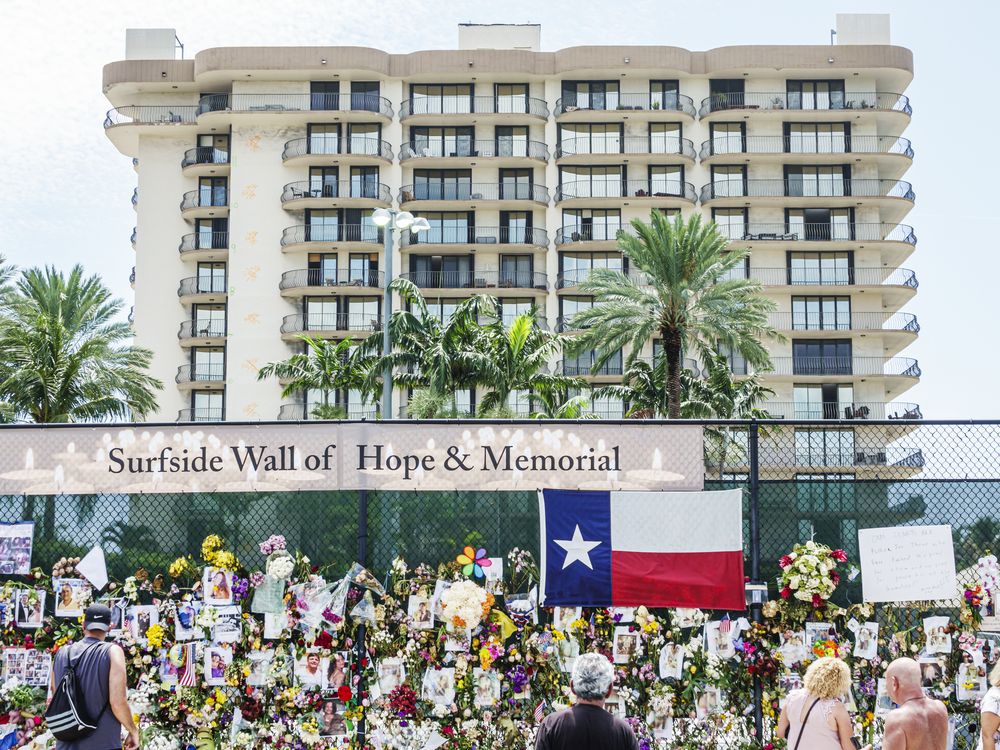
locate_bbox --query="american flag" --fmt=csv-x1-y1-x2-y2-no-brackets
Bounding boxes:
533,700,546,723
719,617,732,636
179,643,197,687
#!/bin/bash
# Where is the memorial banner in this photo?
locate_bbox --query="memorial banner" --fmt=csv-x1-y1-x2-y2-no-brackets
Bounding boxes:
0,421,705,494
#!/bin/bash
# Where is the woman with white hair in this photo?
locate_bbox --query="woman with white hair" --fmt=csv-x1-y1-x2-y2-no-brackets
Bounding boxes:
534,652,639,750
979,660,1000,749
776,656,869,750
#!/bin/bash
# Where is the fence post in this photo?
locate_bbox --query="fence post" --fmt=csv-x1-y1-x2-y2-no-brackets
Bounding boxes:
357,490,368,747
748,420,764,742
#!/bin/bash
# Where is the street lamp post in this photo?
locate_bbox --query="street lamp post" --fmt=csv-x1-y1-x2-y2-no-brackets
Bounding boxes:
371,208,430,420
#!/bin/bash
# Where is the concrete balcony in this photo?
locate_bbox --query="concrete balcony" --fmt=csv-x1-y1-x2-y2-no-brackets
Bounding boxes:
398,183,549,209
282,135,393,165
281,180,391,211
179,232,229,262
279,269,384,297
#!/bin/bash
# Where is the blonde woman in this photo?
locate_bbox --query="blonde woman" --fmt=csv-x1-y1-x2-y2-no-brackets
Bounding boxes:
979,660,1000,749
777,656,869,750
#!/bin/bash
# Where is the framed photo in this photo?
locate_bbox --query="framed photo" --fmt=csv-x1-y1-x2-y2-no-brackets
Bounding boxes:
174,600,203,641
918,654,948,695
658,643,683,680
854,622,879,661
376,658,405,694
204,645,233,686
203,567,234,606
612,625,640,664
483,557,504,595
431,580,451,620
924,616,952,654
326,651,349,690
15,590,44,628
805,622,836,649
53,578,90,617
212,605,242,643
0,522,34,575
421,667,456,705
247,650,274,687
159,649,179,685
472,668,501,707
128,605,159,645
295,650,327,688
23,650,51,687
695,687,721,719
107,598,127,636
407,594,433,630
705,621,736,659
263,611,288,640
316,698,347,738
779,630,808,665
552,606,581,633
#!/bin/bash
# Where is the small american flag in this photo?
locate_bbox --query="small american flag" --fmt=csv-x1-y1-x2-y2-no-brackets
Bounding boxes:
179,643,197,687
719,617,732,636
533,700,546,723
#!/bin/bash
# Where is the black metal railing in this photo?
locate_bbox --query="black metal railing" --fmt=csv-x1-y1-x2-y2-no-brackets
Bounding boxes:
399,226,549,247
764,356,921,378
280,312,382,334
280,224,382,246
177,277,227,297
554,225,633,244
175,363,226,383
723,266,918,288
699,134,914,160
281,136,393,161
399,96,548,118
699,179,915,202
556,179,696,202
698,91,912,117
554,92,697,116
279,269,384,290
761,401,922,421
198,92,393,118
281,181,392,204
556,268,648,288
103,106,199,127
555,136,696,159
720,222,917,244
129,267,135,286
399,139,549,161
398,183,549,203
127,306,134,325
179,232,230,254
768,311,919,333
180,189,228,211
398,271,547,290
178,320,227,339
177,407,224,422
181,147,231,168
278,403,378,420
130,228,137,247
131,188,138,207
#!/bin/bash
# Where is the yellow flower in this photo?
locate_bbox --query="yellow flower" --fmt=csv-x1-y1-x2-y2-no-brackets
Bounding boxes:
213,551,238,571
201,535,224,562
689,665,697,674
551,630,565,641
168,557,191,579
145,623,165,650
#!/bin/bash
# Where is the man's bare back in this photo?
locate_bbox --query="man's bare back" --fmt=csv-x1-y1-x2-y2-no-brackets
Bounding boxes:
882,696,949,750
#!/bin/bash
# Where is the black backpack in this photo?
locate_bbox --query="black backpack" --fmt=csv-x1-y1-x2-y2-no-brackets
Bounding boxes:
44,642,108,741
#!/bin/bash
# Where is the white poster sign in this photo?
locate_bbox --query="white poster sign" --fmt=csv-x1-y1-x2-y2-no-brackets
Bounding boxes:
858,525,957,603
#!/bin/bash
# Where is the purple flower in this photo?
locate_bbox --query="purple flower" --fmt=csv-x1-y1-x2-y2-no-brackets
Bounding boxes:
250,571,265,587
231,577,250,603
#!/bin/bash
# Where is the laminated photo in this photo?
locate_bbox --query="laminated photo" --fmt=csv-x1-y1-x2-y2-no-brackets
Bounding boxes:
431,580,451,619
159,649,179,685
694,687,721,719
472,668,501,707
672,608,701,629
778,674,804,708
805,622,836,649
23,650,51,687
705,621,737,659
128,605,159,646
213,605,242,643
316,698,347,738
648,712,672,741
612,625,640,664
551,606,581,633
15,590,44,629
0,522,33,575
204,645,233,686
924,616,952,654
422,667,456,705
263,611,288,639
918,654,948,695
658,643,683,680
295,650,327,688
875,678,894,714
108,598,127,636
956,655,987,700
854,622,879,661
778,630,808,665
376,658,405,694
444,626,472,653
483,557,504,594
326,651,349,690
407,593,433,630
174,600,204,641
53,578,90,618
203,567,234,606
247,650,274,687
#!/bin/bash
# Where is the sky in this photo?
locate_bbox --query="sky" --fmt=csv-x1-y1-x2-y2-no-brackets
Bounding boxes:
0,0,995,418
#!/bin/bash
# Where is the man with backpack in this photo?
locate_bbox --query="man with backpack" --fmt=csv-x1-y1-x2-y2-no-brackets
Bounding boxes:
48,604,140,750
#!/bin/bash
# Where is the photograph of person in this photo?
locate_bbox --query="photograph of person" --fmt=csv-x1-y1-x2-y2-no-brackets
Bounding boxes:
203,567,234,606
295,650,327,688
919,656,945,689
213,605,242,643
672,608,700,629
778,674,804,708
326,651,348,690
923,616,952,654
658,643,683,680
778,630,807,665
247,650,273,687
53,578,89,618
695,688,721,719
431,580,451,619
706,621,736,659
15,590,44,628
421,667,456,705
376,658,405,694
472,668,501,707
174,601,202,641
159,650,179,685
804,622,834,650
128,605,159,645
107,598,126,635
316,699,346,737
648,711,672,740
407,594,433,630
204,646,233,686
552,606,582,633
854,622,879,661
612,625,640,664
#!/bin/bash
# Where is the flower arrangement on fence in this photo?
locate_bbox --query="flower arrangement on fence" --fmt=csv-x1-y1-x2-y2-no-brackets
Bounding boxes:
0,538,995,750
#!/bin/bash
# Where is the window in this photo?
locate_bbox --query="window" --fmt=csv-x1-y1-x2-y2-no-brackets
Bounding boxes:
308,124,340,155
792,296,851,330
559,252,624,287
192,305,226,337
346,298,379,329
192,391,224,421
786,208,853,241
709,123,745,155
787,252,853,285
712,208,748,241
649,123,682,154
192,348,225,381
717,342,748,375
793,384,854,420
591,394,625,419
560,166,625,198
500,255,533,287
308,167,339,197
350,166,379,199
413,170,472,201
409,255,474,288
348,123,381,155
795,473,857,557
305,209,339,242
413,212,473,244
198,177,227,207
194,218,227,250
500,211,532,244
564,349,622,377
498,298,534,326
310,81,340,111
410,127,474,158
424,298,465,323
708,79,745,110
194,134,229,164
559,296,594,329
650,80,680,110
495,83,529,114
647,165,684,196
410,84,473,114
785,166,850,197
794,429,855,466
196,262,226,293
349,253,378,286
561,81,619,111
792,339,853,375
562,209,621,241
306,253,338,286
785,123,849,154
304,298,339,331
496,127,529,158
559,123,622,155
710,165,746,198
507,390,533,416
787,80,846,110
499,169,532,200
350,81,380,112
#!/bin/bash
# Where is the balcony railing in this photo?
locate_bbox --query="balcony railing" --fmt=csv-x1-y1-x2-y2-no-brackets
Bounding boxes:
281,181,391,204
763,356,921,378
130,227,137,247
556,268,648,288
554,93,696,116
557,179,696,202
724,266,917,288
282,136,393,161
699,179,915,202
129,267,135,286
176,363,225,383
768,311,919,333
180,189,228,211
698,91,912,117
178,320,227,339
104,106,198,128
178,277,227,297
198,92,393,118
181,147,231,168
555,136,695,159
699,135,914,160
179,232,229,254
762,401,922,420
719,222,917,245
555,224,632,244
280,312,381,334
131,188,138,207
177,407,224,422
398,183,549,204
280,224,382,246
279,269,384,290
398,270,547,290
399,139,549,161
557,356,698,377
399,96,548,118
400,226,549,247
278,403,378,420
127,306,134,325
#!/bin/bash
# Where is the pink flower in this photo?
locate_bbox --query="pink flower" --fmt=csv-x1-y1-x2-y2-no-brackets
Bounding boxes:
779,555,794,569
780,586,792,600
831,549,848,563
811,594,823,607
830,571,841,585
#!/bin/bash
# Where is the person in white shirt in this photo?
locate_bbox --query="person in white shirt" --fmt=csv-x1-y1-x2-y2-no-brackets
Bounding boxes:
979,660,1000,750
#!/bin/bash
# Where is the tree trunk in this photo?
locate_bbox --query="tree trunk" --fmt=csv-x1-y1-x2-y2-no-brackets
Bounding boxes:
664,328,683,419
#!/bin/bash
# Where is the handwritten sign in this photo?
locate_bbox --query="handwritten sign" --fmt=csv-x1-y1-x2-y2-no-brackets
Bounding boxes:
858,525,957,603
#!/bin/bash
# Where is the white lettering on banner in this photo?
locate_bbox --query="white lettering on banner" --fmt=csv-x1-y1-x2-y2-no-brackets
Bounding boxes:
0,423,704,493
857,525,957,603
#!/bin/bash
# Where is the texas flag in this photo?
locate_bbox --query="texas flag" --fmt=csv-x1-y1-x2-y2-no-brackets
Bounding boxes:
538,488,745,610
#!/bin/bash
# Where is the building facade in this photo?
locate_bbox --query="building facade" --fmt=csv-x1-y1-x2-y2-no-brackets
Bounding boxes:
104,19,920,434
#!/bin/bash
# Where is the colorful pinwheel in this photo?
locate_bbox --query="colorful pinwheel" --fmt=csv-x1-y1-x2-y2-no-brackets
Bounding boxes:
456,546,492,578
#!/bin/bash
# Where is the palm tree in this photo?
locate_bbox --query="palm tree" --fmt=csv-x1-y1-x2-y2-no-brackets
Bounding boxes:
256,336,374,419
0,264,162,422
102,521,161,552
570,212,779,418
529,384,595,420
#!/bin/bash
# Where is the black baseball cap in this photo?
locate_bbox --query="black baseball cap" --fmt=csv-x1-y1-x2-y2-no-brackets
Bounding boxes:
84,604,112,632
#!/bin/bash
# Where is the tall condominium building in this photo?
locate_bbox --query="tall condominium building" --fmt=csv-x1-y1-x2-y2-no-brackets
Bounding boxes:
104,17,920,432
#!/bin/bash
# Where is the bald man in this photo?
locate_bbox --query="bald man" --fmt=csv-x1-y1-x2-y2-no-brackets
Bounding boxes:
883,657,949,750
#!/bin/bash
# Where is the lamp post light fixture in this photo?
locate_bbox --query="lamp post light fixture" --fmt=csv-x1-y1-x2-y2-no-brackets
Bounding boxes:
371,208,431,419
